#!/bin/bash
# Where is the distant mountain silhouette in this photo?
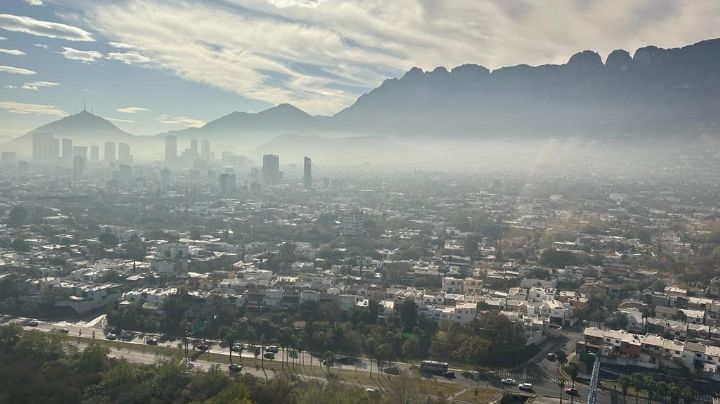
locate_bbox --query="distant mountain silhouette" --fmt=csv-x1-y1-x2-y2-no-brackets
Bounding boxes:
1,110,144,156
333,38,720,139
4,37,720,158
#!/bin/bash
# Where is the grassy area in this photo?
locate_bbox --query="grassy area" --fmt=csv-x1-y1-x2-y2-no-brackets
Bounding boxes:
456,387,501,403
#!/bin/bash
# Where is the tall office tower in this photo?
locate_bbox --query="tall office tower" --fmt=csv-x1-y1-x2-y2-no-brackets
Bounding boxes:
72,146,88,160
261,154,280,185
118,142,132,163
303,156,312,188
218,173,236,195
61,138,73,164
189,138,198,160
104,141,116,162
72,155,86,179
32,132,58,163
1,151,16,163
90,145,99,162
165,135,177,163
201,139,211,160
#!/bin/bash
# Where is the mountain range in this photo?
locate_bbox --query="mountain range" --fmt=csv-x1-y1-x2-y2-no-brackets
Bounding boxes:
3,37,720,160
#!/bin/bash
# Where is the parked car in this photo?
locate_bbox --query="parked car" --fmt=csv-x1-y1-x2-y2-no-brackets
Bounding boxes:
106,333,117,340
26,320,39,327
231,343,242,352
145,338,158,345
59,328,70,334
442,371,456,379
383,365,400,375
288,350,298,359
546,352,557,361
565,387,578,396
518,383,533,391
337,356,359,365
501,378,517,385
265,345,279,353
228,363,243,372
263,352,275,360
196,344,209,352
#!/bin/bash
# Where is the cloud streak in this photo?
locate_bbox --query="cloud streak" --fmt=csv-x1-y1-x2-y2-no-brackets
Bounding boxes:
0,13,94,41
0,100,63,115
0,65,36,75
21,81,60,90
0,48,25,56
117,106,147,113
107,51,150,64
60,47,102,62
157,114,205,127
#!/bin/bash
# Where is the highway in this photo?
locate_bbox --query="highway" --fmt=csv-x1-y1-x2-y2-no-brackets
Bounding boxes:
0,314,612,403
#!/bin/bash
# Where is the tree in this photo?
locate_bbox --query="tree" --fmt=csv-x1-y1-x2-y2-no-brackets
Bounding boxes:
630,374,644,404
7,206,28,227
558,378,566,404
642,376,655,404
399,299,418,330
220,327,238,365
618,375,631,404
463,234,479,258
605,312,629,330
401,338,419,359
322,351,335,374
99,230,119,248
564,363,579,404
681,386,695,404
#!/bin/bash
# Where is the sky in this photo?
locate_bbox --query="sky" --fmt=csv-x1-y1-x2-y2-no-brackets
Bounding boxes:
1,0,720,139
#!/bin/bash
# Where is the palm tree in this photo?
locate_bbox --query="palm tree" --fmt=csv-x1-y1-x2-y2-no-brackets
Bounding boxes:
642,376,655,404
558,378,566,404
618,375,631,404
220,326,238,365
681,386,695,404
563,363,579,404
630,374,644,404
667,383,682,404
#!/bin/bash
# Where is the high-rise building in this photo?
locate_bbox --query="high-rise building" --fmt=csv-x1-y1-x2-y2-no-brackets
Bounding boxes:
165,135,177,163
90,145,99,162
1,151,16,163
342,208,366,237
201,139,211,160
218,173,236,195
61,138,73,164
261,154,280,185
190,139,198,158
303,156,312,188
32,132,58,163
104,141,116,162
72,155,86,179
118,142,132,163
72,146,88,160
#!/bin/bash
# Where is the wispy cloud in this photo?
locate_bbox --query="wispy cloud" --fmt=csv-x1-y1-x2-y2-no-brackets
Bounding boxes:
108,41,137,49
0,13,93,41
107,117,136,123
34,43,49,49
21,81,59,90
0,36,6,40
157,114,205,128
117,106,147,113
0,65,36,75
60,47,102,63
0,48,25,56
107,51,150,64
23,0,44,6
0,100,63,115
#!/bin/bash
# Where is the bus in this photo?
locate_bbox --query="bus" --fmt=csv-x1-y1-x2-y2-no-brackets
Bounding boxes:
420,360,449,374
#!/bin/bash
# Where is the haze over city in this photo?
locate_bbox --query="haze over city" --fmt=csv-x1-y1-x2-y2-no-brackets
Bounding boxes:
1,1,720,404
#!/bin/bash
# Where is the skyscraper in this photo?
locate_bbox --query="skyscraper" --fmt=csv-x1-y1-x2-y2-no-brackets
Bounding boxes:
303,156,312,188
218,173,236,195
72,146,88,160
201,139,211,160
73,155,86,179
165,135,177,163
32,132,58,163
61,138,73,164
118,142,132,163
104,141,116,162
90,145,99,162
261,154,280,185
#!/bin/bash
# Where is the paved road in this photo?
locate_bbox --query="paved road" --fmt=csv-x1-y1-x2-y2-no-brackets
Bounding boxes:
1,315,612,403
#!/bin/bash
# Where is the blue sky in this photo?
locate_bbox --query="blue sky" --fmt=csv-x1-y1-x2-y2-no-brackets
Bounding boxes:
1,0,720,139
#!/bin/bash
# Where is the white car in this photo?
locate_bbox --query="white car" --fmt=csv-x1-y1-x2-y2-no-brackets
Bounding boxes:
501,378,517,385
519,383,533,391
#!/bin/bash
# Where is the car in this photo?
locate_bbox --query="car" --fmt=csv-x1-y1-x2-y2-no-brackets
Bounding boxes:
231,343,242,352
59,328,70,334
288,350,298,359
366,387,380,395
501,378,517,385
145,338,158,345
546,352,557,361
265,345,279,353
263,352,275,359
120,332,135,341
442,371,456,379
565,388,578,396
383,365,400,375
228,363,243,372
336,356,359,365
196,344,209,352
106,333,117,340
518,383,533,391
27,320,39,327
